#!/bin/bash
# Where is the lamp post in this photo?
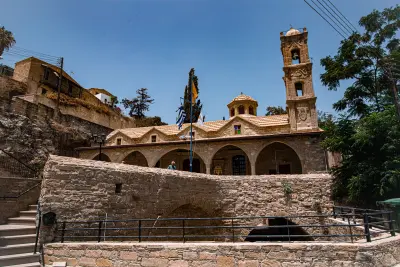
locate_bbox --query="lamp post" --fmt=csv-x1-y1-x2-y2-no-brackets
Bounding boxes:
91,133,106,161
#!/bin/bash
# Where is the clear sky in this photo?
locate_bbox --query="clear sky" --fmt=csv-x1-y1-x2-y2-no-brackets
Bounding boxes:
1,0,398,124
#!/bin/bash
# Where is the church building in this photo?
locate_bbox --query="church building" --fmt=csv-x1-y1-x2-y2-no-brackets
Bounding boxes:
77,27,329,175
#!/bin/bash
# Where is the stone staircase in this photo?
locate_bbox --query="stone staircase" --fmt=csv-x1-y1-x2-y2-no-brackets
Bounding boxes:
0,204,40,267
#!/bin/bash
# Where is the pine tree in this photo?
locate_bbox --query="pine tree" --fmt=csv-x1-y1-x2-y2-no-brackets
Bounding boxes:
183,68,203,123
122,88,154,118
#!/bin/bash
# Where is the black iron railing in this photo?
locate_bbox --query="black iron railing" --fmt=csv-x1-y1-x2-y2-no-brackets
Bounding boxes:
55,210,396,244
0,148,41,199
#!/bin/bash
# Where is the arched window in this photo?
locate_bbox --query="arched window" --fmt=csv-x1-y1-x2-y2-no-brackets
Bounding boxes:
291,49,301,64
238,105,245,115
249,106,254,115
230,108,235,117
295,82,303,96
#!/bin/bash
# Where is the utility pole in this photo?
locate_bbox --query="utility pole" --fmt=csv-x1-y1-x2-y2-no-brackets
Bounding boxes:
56,57,64,112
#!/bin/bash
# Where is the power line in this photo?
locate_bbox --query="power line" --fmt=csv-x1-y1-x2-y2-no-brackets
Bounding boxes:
323,0,358,32
3,52,60,65
315,0,354,36
11,46,60,60
304,0,347,39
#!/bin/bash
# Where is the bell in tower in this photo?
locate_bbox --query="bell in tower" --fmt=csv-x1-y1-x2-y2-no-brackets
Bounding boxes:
280,27,318,132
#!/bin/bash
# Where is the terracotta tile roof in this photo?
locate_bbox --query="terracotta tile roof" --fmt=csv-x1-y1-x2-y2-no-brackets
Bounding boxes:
108,114,289,140
243,114,289,127
228,93,258,106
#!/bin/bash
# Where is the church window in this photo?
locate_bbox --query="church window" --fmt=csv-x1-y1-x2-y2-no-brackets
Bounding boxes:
230,108,235,117
295,82,303,96
234,125,241,135
291,49,301,64
151,135,157,143
249,106,254,115
232,155,246,175
116,138,122,145
238,105,245,114
190,131,195,139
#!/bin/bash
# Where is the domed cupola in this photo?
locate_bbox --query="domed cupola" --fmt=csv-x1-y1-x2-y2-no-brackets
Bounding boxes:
227,93,258,118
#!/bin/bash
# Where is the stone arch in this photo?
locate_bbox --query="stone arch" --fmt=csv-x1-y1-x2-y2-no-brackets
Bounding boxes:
249,105,255,115
155,148,206,173
92,153,111,162
255,142,302,174
121,151,148,167
291,48,301,64
211,145,251,175
238,105,245,115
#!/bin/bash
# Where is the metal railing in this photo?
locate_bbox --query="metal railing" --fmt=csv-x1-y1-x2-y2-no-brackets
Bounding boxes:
54,210,396,244
0,148,41,199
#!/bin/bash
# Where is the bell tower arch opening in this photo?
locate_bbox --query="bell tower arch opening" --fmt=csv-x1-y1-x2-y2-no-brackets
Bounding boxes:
280,27,318,132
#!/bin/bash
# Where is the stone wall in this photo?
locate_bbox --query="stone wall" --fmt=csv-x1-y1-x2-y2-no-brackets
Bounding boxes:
39,156,334,243
15,94,135,130
0,75,28,99
0,185,40,224
44,235,400,267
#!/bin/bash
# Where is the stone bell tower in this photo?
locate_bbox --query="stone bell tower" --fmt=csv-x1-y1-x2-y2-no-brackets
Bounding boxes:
280,27,318,131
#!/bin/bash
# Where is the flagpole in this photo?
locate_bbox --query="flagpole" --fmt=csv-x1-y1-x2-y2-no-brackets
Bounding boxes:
189,72,193,173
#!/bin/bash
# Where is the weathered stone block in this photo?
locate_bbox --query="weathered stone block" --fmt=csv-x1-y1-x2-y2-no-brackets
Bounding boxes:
238,260,259,267
199,252,217,260
261,260,282,267
169,260,189,267
217,256,235,267
78,257,97,267
119,251,138,260
96,258,113,267
141,258,169,267
183,251,198,260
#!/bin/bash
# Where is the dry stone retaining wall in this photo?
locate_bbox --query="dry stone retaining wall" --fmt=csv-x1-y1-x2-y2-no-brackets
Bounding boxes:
40,156,333,223
39,156,335,243
44,235,400,267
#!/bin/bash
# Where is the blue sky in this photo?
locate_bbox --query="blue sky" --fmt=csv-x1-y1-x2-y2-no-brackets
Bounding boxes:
1,0,398,124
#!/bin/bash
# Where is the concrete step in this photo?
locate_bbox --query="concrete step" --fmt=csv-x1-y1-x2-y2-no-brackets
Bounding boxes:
0,252,39,266
3,263,41,267
0,243,35,256
8,217,36,226
19,211,37,218
28,206,37,212
0,225,36,237
0,234,36,246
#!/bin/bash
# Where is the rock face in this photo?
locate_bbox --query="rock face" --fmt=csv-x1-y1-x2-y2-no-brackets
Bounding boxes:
0,96,112,171
0,77,113,222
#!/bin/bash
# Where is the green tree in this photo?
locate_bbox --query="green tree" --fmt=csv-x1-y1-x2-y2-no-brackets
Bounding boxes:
320,6,400,206
320,5,400,119
183,68,203,123
135,116,167,127
317,111,334,131
0,63,14,76
0,26,16,57
265,106,287,116
122,88,154,118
